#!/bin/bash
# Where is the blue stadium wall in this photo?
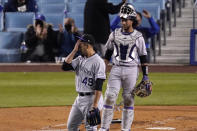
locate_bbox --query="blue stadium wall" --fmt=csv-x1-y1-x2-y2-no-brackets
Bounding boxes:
190,29,197,65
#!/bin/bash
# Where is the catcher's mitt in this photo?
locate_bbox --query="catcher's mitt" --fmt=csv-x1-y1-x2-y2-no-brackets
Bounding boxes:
134,80,153,98
86,107,101,126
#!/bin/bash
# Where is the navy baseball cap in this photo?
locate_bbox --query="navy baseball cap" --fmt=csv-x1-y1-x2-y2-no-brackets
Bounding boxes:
35,14,46,21
77,34,95,45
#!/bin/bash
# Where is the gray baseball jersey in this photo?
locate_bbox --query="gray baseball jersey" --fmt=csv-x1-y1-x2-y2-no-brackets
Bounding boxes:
106,28,147,66
71,54,106,92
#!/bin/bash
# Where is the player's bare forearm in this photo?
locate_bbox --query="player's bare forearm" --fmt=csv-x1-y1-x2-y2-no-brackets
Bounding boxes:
104,59,110,74
104,59,109,66
141,63,148,66
65,50,77,64
65,40,80,63
93,90,102,108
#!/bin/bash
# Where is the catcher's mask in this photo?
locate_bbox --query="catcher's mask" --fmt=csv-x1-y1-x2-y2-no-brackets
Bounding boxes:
119,3,137,20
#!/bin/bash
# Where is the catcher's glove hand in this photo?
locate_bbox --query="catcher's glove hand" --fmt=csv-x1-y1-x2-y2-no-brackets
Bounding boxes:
134,76,153,98
86,107,101,126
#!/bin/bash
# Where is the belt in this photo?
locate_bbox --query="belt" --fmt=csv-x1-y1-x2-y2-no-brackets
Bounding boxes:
78,92,94,96
113,63,137,67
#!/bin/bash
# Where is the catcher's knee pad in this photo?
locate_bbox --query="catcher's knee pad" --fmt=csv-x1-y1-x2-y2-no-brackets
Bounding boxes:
122,93,134,107
104,91,117,106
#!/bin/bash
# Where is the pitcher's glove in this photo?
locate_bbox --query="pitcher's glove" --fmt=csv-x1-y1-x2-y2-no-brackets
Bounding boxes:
86,107,101,126
134,75,153,98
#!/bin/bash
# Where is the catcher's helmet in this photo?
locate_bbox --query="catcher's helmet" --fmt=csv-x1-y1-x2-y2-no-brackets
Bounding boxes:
119,3,137,20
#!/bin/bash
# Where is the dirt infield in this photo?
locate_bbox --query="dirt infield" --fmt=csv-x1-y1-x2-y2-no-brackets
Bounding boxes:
0,106,197,131
0,63,197,131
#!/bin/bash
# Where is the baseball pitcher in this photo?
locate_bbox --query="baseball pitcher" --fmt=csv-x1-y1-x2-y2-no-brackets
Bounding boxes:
62,34,106,131
99,3,152,131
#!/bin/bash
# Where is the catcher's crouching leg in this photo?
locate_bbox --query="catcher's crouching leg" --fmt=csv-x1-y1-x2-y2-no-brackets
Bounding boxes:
100,91,118,130
122,93,135,131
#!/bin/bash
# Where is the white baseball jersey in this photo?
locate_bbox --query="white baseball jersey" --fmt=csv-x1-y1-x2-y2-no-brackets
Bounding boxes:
106,28,147,66
71,54,106,92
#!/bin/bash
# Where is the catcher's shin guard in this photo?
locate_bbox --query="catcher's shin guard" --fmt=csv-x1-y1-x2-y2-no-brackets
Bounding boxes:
121,107,134,130
99,128,109,131
121,129,131,131
100,105,114,130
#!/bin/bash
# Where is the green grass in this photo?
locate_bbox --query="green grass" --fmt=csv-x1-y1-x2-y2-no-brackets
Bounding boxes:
135,73,197,105
0,72,197,108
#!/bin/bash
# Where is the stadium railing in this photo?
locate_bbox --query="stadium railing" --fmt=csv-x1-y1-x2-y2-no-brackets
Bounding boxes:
193,0,197,29
0,10,3,31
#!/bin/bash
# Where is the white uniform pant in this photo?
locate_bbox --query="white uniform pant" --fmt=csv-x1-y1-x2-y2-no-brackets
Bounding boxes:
67,95,97,131
101,65,139,130
67,94,103,131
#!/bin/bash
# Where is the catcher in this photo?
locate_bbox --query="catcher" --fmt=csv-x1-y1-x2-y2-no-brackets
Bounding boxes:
99,3,152,131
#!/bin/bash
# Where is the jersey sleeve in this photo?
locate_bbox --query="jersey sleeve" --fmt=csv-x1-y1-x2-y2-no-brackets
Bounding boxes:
147,17,160,38
71,56,81,70
136,36,147,56
95,59,106,80
105,31,115,50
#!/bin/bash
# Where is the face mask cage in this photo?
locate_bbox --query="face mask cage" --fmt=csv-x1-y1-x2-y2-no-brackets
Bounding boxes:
120,5,137,19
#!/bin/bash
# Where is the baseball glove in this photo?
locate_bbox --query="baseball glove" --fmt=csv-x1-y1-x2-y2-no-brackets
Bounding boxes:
86,107,101,126
134,80,153,98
